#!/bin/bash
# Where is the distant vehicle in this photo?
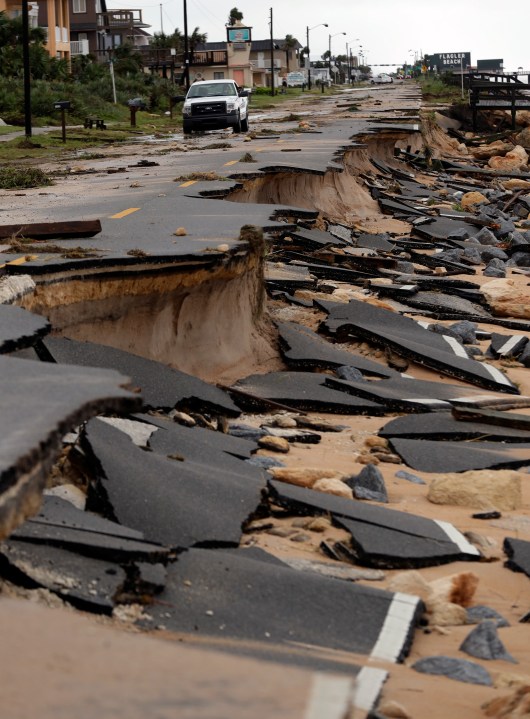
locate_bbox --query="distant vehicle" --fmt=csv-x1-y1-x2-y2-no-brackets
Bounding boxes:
370,73,393,84
286,71,306,87
180,79,250,134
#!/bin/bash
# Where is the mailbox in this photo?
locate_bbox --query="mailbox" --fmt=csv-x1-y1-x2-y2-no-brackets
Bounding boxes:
127,97,147,109
54,100,71,110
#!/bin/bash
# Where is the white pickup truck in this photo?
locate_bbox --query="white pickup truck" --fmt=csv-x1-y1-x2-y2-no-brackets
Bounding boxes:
181,79,250,134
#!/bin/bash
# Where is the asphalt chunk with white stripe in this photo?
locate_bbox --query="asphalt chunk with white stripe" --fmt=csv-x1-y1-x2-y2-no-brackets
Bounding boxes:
145,547,423,663
322,299,519,394
268,480,480,569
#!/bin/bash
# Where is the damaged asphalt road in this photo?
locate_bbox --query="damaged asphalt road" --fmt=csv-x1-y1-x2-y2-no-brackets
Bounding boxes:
1,83,530,717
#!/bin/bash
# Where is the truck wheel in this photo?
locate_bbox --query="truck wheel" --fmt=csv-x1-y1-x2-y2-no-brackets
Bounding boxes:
241,115,249,132
232,113,242,133
183,121,192,135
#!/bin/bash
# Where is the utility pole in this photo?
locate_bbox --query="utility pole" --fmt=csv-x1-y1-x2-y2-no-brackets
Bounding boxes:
22,0,32,138
160,3,163,34
269,8,275,96
183,0,190,90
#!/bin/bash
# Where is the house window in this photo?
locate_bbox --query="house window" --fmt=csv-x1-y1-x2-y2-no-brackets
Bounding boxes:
78,32,88,41
213,72,225,79
95,0,102,13
72,0,86,13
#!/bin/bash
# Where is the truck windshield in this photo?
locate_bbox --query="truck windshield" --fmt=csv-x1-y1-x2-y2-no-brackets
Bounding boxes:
187,83,237,98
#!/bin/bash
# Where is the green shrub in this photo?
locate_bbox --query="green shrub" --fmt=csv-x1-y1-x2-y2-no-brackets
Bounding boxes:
0,166,52,189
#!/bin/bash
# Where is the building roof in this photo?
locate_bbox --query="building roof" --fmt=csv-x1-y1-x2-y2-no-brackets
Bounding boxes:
196,38,302,53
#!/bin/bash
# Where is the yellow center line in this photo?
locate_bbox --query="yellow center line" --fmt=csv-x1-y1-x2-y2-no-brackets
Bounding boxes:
223,160,239,166
179,180,198,187
110,208,141,219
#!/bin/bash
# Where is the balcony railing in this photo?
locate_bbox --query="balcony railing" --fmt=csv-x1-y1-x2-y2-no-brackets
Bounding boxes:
190,50,228,66
71,39,90,56
97,10,147,29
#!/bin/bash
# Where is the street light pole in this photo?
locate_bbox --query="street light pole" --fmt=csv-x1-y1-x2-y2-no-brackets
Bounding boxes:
22,0,32,138
306,22,327,90
183,0,190,89
328,32,346,83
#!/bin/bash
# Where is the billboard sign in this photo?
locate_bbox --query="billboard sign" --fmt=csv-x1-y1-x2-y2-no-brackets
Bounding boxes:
477,59,504,72
429,52,471,71
227,27,251,43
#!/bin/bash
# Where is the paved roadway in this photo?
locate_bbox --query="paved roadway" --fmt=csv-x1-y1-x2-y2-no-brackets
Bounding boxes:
0,85,421,272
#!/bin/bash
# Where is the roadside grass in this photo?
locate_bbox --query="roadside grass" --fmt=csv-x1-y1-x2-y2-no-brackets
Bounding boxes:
419,76,463,104
0,125,18,136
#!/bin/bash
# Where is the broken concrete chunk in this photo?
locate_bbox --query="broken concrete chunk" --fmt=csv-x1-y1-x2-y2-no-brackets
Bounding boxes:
412,656,493,685
459,620,517,663
427,470,522,511
395,470,426,485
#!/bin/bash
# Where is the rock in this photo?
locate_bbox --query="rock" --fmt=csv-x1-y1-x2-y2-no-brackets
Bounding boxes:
345,464,388,503
503,178,530,190
472,510,502,520
507,251,530,267
356,453,380,465
291,517,312,528
373,453,402,464
481,278,530,319
483,684,530,717
516,126,530,149
471,141,514,160
428,600,468,626
474,227,499,246
295,416,347,433
377,700,412,719
493,673,530,689
459,620,517,663
463,247,483,265
312,477,353,499
515,110,530,126
395,469,426,485
461,191,490,210
170,410,196,427
429,571,479,607
488,145,529,170
484,259,506,278
258,436,290,453
269,467,338,488
264,427,321,444
448,320,478,344
229,423,267,441
272,415,298,429
173,227,187,236
267,526,298,538
335,365,365,382
427,470,523,511
467,605,510,628
307,516,331,532
290,532,310,542
412,656,493,685
388,570,432,602
364,436,388,449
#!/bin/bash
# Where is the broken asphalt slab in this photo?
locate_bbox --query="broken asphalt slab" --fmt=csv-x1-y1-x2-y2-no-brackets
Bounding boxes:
322,299,518,393
13,495,169,563
380,412,530,442
232,371,387,414
0,304,50,353
277,321,395,377
388,437,530,473
38,336,240,416
0,354,140,541
145,546,423,663
81,418,264,548
504,537,530,579
268,480,480,569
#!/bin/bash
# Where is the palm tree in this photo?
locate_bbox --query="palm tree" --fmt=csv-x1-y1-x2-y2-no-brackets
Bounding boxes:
283,34,297,73
228,7,243,24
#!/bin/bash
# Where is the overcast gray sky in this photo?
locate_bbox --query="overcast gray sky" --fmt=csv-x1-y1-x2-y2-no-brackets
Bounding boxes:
107,0,529,73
